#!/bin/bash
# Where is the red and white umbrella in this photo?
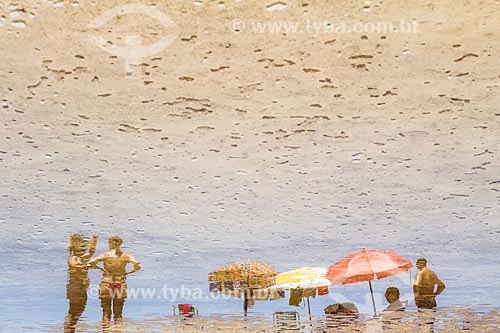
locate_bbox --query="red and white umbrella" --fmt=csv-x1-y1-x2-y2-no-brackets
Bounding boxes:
326,250,412,314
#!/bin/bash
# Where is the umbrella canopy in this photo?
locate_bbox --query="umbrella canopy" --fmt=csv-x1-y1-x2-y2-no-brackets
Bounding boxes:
209,260,276,289
326,250,412,314
269,267,331,321
273,267,331,289
208,260,277,315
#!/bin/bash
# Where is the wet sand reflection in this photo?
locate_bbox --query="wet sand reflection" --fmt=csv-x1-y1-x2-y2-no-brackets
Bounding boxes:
56,306,500,332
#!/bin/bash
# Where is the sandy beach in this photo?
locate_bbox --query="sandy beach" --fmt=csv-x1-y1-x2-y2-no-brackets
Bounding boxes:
1,0,499,331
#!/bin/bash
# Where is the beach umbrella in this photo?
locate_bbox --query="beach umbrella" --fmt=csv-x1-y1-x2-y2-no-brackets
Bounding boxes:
208,260,277,316
268,267,331,321
326,250,412,314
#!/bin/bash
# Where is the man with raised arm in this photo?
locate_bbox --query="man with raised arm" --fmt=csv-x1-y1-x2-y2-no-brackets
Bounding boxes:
413,258,445,309
65,233,98,333
89,236,141,324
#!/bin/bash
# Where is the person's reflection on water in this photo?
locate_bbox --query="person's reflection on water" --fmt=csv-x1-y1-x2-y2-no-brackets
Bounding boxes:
413,258,445,310
64,233,98,333
89,236,141,327
380,287,406,330
413,258,445,332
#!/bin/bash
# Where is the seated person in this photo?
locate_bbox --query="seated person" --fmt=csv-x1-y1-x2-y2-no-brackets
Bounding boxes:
383,287,405,312
324,302,359,316
321,303,359,330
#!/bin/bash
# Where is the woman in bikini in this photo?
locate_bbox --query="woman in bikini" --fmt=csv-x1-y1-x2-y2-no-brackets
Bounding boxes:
89,236,140,325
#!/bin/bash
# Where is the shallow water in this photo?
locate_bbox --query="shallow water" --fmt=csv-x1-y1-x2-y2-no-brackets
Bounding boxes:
1,232,500,331
1,200,500,331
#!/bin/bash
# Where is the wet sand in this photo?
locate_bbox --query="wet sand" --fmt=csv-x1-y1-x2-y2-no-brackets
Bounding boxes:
44,307,500,332
1,0,499,331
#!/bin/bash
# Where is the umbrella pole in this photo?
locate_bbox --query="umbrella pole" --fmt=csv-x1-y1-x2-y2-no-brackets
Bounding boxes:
307,296,312,322
243,291,248,318
368,280,377,315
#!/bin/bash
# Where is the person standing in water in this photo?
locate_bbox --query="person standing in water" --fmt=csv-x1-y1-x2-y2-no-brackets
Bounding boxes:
64,233,98,333
89,236,141,324
413,258,445,309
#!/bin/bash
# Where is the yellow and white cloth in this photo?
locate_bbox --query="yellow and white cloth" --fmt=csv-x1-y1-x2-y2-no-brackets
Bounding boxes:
270,267,332,290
